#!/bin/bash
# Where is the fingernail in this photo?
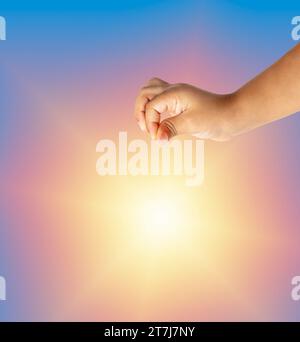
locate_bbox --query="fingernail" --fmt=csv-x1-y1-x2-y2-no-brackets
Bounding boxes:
157,130,169,142
138,120,146,132
150,127,157,140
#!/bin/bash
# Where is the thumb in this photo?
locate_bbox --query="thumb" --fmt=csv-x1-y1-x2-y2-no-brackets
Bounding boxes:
156,114,185,141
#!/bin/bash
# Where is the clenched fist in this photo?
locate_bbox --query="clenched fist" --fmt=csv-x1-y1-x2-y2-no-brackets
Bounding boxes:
134,77,237,141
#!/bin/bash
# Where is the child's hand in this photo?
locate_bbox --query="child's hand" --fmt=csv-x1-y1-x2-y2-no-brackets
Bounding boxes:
135,44,300,141
134,77,237,141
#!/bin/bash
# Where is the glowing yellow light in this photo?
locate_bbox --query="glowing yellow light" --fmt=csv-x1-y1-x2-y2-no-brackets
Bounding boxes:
136,194,184,247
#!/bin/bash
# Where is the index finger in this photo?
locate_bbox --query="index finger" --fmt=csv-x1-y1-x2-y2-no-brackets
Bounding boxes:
134,83,168,133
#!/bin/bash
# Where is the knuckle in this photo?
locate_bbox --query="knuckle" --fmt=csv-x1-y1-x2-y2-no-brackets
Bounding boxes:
145,101,152,111
139,87,148,97
140,86,149,92
174,82,187,88
149,77,160,83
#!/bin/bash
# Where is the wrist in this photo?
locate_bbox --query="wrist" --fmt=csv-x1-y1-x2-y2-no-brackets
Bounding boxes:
220,91,250,140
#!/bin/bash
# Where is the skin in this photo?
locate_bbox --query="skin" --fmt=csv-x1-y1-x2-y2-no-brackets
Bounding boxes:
134,43,300,141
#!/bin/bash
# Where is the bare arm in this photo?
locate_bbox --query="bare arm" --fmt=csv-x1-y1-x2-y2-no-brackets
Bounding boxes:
232,43,300,136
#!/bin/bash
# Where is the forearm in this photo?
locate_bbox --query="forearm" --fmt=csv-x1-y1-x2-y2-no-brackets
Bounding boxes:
230,43,300,136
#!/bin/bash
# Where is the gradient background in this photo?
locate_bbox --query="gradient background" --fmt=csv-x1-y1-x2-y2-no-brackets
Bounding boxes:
1,0,300,321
